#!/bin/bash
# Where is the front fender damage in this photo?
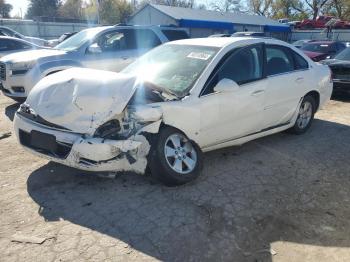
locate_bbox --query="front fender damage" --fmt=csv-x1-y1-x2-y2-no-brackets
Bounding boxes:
64,113,162,174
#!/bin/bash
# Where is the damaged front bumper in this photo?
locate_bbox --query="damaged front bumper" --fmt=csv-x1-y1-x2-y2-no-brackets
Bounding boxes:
14,113,161,174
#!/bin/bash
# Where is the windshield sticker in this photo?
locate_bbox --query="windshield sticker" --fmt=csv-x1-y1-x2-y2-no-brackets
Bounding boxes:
187,52,212,60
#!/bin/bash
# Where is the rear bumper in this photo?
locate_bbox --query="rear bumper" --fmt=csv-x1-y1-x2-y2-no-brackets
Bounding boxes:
14,113,151,174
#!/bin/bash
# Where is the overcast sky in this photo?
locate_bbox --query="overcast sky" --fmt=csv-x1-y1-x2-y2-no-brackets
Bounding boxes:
9,0,29,18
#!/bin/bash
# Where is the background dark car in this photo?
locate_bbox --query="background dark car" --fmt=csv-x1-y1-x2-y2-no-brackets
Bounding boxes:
0,36,43,58
322,47,350,95
300,41,346,62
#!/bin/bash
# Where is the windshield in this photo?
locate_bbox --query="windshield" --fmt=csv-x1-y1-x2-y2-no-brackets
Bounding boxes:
335,47,350,61
293,40,308,46
301,43,332,53
56,27,107,51
122,44,219,97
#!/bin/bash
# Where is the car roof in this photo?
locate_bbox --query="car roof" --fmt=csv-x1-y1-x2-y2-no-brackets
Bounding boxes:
168,37,279,48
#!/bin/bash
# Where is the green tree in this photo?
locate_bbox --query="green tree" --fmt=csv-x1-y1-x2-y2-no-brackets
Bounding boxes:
323,0,350,19
26,0,60,18
99,0,133,24
271,0,307,20
0,0,12,18
211,0,242,12
59,0,83,19
248,0,274,16
137,0,197,8
303,0,330,20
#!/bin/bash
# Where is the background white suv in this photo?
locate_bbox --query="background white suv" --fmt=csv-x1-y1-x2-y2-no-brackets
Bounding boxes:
0,25,189,101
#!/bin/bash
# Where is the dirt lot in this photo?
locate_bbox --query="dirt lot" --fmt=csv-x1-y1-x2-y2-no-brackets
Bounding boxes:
0,94,350,262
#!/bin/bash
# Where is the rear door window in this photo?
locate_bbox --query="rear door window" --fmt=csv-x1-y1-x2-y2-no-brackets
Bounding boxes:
292,51,309,70
266,45,295,76
134,29,161,49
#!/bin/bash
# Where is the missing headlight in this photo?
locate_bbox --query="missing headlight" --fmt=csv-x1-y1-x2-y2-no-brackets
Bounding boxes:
94,120,121,139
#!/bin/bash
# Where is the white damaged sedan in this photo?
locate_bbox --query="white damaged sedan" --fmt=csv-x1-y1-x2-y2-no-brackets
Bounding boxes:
14,37,333,185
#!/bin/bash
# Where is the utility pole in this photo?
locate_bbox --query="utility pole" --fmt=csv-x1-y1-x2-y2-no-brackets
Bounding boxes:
96,0,101,24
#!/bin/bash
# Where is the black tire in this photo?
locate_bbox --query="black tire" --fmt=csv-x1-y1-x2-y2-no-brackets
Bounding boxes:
288,95,316,135
149,127,203,186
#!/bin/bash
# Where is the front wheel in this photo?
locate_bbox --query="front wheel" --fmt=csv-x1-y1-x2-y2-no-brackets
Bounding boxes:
288,95,316,134
149,127,203,186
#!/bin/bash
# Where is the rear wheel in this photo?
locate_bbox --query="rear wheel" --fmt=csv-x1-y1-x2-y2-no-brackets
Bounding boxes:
288,95,316,134
149,127,203,186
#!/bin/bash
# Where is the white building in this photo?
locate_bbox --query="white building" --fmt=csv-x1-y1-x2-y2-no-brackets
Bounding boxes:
128,4,291,39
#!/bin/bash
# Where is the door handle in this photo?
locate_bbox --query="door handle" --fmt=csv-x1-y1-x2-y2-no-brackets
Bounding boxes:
296,77,304,83
122,57,129,60
251,90,265,96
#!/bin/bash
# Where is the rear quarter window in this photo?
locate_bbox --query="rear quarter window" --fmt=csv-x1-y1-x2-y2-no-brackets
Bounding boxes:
292,51,309,70
161,30,189,41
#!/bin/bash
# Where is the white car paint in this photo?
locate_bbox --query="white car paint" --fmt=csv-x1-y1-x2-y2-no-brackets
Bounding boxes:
0,25,189,100
13,37,333,176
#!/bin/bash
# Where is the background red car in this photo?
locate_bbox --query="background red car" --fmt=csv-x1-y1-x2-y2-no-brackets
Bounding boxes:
300,41,346,61
296,16,350,30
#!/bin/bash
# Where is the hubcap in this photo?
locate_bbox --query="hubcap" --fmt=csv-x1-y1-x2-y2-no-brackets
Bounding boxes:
296,101,313,129
164,133,197,174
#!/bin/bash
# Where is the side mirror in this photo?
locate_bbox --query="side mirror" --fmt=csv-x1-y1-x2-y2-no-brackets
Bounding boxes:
87,43,102,54
214,78,239,93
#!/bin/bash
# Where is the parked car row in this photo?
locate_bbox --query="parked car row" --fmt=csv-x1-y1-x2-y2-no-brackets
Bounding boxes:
0,26,48,46
295,16,350,30
0,25,189,101
322,48,350,95
299,41,346,61
0,36,45,58
292,39,350,94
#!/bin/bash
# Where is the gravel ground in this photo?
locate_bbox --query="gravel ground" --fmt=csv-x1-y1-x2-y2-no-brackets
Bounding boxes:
0,93,350,262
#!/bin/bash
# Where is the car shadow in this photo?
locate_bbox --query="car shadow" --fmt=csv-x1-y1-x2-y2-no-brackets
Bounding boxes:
27,118,350,261
5,102,20,121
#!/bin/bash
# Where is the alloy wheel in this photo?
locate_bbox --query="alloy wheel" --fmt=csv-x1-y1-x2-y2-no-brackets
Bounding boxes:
296,101,313,129
164,133,197,174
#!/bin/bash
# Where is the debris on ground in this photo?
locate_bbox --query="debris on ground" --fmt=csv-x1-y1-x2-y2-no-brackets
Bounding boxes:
0,132,11,140
11,234,50,244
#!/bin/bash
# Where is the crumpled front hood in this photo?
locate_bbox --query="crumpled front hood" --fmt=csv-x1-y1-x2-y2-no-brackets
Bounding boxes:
26,68,138,135
0,49,67,63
